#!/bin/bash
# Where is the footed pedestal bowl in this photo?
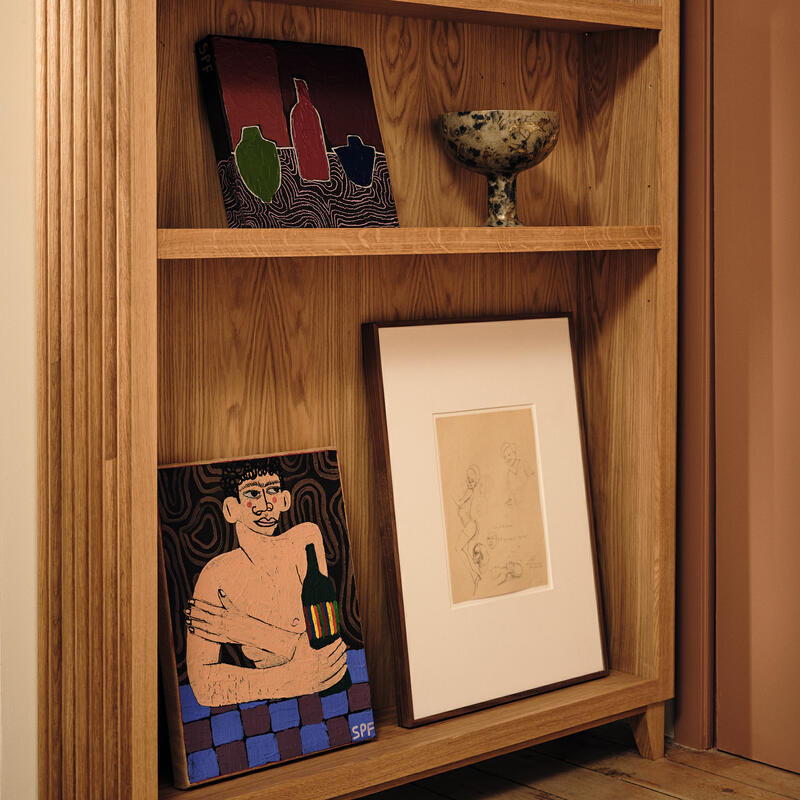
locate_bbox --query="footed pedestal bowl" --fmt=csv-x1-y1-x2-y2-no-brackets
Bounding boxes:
439,110,560,227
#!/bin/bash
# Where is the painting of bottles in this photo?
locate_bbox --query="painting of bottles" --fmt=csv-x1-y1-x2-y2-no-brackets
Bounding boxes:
196,36,399,228
157,450,375,787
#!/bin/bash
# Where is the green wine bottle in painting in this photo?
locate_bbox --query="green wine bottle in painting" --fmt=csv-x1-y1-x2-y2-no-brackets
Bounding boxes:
234,125,281,203
302,543,352,697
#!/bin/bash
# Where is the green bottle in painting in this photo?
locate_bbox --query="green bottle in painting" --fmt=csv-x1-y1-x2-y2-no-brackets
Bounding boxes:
234,125,281,203
302,543,352,696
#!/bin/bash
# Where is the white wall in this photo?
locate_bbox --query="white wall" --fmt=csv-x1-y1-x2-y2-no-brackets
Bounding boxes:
0,0,37,796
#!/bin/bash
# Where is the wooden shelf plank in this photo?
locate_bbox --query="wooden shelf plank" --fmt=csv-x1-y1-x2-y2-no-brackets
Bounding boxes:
157,226,662,260
159,671,661,800
278,0,663,31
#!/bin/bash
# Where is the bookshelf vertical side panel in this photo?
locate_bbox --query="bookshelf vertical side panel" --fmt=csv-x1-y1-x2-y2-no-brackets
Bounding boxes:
574,250,661,680
654,0,679,695
574,22,673,686
37,0,158,797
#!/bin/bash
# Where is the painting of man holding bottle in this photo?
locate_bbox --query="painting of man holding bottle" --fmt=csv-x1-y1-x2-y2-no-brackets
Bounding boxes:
157,451,374,786
184,456,351,705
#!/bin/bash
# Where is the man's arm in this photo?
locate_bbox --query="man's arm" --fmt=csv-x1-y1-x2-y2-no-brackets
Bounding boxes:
187,630,347,706
186,590,301,661
185,562,347,706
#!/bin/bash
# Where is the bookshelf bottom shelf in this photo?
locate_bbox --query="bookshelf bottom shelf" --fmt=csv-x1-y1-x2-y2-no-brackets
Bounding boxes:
158,670,665,800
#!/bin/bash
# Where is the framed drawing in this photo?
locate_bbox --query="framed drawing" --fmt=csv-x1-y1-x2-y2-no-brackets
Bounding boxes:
157,450,375,788
363,315,607,727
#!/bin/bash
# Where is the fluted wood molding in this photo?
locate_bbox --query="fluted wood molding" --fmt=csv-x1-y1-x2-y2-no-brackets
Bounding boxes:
37,0,157,796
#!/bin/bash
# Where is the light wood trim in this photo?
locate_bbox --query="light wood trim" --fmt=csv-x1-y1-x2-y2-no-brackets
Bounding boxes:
159,671,662,800
157,226,662,259
630,701,666,760
674,0,715,751
653,0,679,697
158,225,661,259
37,0,157,797
281,0,663,31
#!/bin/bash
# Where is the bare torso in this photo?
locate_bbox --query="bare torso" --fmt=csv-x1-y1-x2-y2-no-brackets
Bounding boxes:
194,523,324,666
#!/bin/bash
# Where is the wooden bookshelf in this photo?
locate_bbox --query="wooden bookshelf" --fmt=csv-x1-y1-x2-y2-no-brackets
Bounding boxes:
159,671,657,800
37,0,678,797
157,226,663,259
274,0,664,31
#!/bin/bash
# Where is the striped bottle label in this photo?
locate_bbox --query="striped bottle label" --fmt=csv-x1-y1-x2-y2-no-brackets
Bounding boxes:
303,600,340,641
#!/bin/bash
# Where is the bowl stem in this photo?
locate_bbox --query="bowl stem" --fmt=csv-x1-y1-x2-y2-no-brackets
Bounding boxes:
486,173,522,227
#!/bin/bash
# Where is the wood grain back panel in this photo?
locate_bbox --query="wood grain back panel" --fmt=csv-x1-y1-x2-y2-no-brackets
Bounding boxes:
579,30,660,226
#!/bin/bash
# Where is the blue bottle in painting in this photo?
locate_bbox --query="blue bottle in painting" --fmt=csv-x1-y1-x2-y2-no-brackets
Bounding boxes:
333,135,376,187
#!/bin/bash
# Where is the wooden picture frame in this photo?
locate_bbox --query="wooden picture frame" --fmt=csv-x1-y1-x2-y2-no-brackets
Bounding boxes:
363,315,608,727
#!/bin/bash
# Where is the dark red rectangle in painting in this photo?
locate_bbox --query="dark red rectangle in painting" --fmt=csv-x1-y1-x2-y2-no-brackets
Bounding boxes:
213,36,291,151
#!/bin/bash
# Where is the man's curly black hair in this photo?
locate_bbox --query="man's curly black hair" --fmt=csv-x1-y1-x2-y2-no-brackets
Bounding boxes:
220,457,285,498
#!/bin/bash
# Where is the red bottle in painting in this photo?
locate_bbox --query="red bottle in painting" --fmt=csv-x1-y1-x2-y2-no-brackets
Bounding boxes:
290,77,330,181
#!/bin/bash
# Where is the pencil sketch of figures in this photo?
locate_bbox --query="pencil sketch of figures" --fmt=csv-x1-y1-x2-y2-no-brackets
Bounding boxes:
494,560,523,586
502,441,534,507
472,542,488,571
435,406,550,605
455,465,484,594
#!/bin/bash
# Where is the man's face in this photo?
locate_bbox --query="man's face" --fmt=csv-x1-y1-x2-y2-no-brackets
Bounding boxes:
502,445,517,467
222,472,291,536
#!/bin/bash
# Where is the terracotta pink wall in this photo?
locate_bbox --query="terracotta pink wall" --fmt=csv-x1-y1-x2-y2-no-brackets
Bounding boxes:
674,0,714,749
715,0,800,771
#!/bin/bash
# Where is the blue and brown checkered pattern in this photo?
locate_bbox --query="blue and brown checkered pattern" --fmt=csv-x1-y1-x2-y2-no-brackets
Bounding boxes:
179,648,375,784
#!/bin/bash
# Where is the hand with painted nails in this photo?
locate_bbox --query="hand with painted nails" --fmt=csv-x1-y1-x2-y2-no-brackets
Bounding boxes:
185,589,300,662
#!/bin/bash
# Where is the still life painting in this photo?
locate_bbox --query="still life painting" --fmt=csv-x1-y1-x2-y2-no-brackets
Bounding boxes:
158,450,375,788
195,35,399,228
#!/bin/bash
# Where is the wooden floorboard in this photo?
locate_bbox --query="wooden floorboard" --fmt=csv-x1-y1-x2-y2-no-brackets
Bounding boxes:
477,751,667,799
421,766,562,799
535,733,793,800
666,746,800,800
364,723,800,800
369,786,443,800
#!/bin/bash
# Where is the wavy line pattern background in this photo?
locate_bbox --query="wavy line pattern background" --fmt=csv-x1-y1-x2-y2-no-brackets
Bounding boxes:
218,149,399,228
158,450,363,684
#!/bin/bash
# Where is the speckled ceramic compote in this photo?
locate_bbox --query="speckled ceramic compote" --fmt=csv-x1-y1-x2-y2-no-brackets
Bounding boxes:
439,110,560,227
